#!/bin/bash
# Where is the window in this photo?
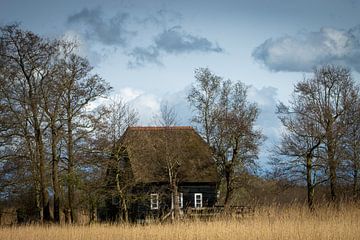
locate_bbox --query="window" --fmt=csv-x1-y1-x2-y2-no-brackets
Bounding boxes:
194,193,203,208
171,192,184,209
179,192,183,209
227,148,233,161
150,193,159,210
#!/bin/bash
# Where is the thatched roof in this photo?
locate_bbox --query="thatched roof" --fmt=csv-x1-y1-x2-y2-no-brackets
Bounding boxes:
119,126,218,184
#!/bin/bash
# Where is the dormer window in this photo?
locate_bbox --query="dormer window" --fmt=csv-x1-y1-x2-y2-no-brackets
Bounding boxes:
150,193,159,210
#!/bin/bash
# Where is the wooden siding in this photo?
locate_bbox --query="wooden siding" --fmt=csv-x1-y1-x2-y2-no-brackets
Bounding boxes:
179,184,217,209
127,183,217,221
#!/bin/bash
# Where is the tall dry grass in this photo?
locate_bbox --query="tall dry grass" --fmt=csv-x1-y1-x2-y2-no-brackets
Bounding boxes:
1,204,359,240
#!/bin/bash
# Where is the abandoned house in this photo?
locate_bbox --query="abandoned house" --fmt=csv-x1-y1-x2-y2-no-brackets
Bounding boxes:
100,126,218,222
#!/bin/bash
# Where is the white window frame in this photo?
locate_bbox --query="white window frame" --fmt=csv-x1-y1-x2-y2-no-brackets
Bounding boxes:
179,192,183,209
150,193,159,210
171,192,184,209
226,148,233,161
194,193,203,208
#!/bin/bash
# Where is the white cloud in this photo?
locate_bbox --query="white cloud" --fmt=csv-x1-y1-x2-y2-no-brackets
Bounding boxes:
248,86,282,167
252,25,360,72
161,86,193,125
105,87,192,126
248,86,281,140
117,87,143,102
61,30,105,65
115,88,161,125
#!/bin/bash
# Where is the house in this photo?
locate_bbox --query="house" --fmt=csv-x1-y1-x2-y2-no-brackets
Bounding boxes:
101,126,218,222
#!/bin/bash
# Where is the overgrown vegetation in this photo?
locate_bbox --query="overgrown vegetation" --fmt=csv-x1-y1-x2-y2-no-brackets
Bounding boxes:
1,204,360,240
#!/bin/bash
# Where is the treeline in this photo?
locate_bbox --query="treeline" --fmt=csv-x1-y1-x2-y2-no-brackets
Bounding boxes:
0,24,140,223
272,65,360,210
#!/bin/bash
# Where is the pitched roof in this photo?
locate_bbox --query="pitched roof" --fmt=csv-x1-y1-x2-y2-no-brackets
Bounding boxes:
120,126,218,184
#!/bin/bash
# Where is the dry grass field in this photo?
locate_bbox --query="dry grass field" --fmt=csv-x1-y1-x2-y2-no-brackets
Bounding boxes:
1,204,360,240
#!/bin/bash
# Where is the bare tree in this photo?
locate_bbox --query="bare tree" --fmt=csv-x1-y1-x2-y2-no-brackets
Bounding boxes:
95,98,138,222
188,68,221,144
213,80,263,207
274,102,326,210
39,43,76,223
299,66,357,202
188,68,263,207
341,93,360,198
0,24,61,222
155,101,178,127
0,24,113,224
59,53,111,223
274,65,359,205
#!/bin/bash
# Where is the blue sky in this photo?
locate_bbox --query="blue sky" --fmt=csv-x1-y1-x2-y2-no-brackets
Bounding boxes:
1,0,360,166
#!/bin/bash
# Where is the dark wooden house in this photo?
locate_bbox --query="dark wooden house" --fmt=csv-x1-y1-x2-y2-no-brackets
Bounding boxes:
103,126,218,222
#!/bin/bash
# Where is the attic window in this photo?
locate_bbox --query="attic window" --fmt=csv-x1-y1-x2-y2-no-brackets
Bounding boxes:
150,193,159,210
194,193,203,208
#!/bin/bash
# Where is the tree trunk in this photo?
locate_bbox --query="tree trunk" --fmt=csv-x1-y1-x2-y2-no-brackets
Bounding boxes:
329,163,337,202
51,124,61,223
35,181,42,221
122,200,128,223
223,163,233,209
89,204,97,223
27,76,51,222
52,157,60,223
34,120,51,222
172,182,180,221
353,167,358,199
306,154,315,211
327,127,337,203
25,128,42,221
116,173,128,223
67,117,77,223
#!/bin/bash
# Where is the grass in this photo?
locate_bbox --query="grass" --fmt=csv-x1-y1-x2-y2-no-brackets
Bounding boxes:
1,204,360,240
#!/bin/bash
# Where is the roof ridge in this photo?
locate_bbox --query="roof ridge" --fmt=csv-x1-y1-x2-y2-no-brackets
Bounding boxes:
128,126,193,131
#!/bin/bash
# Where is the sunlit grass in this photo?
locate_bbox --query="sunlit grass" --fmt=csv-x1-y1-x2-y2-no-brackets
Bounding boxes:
1,204,360,240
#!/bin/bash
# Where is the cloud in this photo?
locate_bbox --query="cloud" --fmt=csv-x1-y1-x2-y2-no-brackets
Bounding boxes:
130,93,161,125
155,26,223,54
108,88,161,125
61,30,104,65
248,86,282,167
248,86,281,139
106,87,192,126
136,9,182,28
252,25,360,72
117,87,143,102
126,87,193,126
66,8,223,67
161,86,193,125
128,26,224,68
128,46,162,68
67,7,135,46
